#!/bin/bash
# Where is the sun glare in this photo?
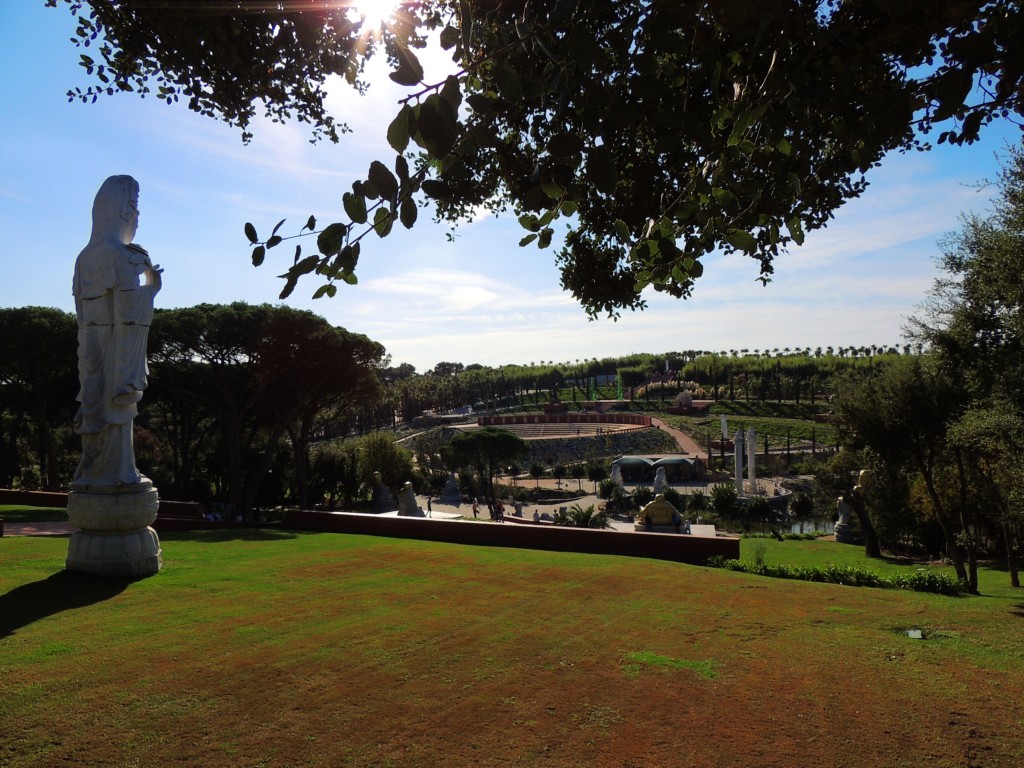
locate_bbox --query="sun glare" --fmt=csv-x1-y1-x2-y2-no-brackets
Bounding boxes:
351,0,399,32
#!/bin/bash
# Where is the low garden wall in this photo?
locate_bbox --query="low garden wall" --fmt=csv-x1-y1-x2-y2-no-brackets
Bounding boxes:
283,510,739,566
480,413,652,427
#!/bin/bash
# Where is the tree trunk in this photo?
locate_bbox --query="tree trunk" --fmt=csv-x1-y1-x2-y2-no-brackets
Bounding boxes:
226,420,245,520
913,446,970,584
1002,516,1020,588
954,450,980,594
923,479,969,583
290,425,310,510
241,424,289,520
850,489,883,559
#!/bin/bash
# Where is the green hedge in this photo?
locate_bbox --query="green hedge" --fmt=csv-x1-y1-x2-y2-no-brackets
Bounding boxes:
705,557,968,596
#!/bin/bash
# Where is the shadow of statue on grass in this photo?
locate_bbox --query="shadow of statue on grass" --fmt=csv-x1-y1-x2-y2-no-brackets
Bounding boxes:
0,570,133,639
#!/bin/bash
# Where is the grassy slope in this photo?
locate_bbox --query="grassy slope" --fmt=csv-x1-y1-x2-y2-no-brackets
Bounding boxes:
2,532,1022,768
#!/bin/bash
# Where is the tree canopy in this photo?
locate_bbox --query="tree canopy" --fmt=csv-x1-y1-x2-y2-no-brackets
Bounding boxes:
449,425,529,506
52,0,1024,315
148,302,386,517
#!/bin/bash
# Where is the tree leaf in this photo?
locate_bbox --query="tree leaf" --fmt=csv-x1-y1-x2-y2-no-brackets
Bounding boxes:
519,233,538,246
373,207,393,237
399,196,418,229
421,179,454,201
279,275,298,300
786,215,805,245
492,60,522,102
270,218,286,237
415,95,458,157
342,192,367,224
317,222,347,256
312,283,337,299
518,213,540,232
712,187,736,207
587,145,617,194
542,181,563,199
251,245,265,267
244,222,258,244
387,105,412,153
304,215,316,232
547,133,584,157
439,25,460,50
614,219,630,241
368,160,399,201
266,235,283,249
293,255,320,275
440,75,462,112
725,228,756,251
395,153,410,184
389,45,424,86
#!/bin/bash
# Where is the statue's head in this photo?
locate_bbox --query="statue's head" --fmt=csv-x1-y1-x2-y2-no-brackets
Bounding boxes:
92,175,139,244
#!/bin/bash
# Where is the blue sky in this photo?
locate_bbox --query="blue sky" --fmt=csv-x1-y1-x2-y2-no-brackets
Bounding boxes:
2,3,1020,372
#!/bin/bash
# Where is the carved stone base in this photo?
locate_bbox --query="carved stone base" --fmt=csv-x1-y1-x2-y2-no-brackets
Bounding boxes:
834,522,864,545
66,486,162,576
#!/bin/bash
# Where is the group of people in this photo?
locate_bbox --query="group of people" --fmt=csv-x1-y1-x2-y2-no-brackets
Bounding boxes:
471,498,508,522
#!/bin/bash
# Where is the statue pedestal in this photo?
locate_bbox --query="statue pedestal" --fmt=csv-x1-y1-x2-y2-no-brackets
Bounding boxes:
834,521,863,545
66,483,162,576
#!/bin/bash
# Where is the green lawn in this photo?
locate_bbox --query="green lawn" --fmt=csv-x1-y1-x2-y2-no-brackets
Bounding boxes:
0,505,68,524
739,536,1021,600
2,531,1022,767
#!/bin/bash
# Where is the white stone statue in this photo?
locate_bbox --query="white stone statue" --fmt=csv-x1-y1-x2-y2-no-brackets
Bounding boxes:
72,175,162,489
66,176,163,576
370,470,398,512
610,464,624,487
397,481,424,517
836,495,854,527
653,466,668,495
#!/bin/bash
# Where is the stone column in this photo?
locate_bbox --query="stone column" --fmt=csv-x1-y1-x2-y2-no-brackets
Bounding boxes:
734,429,745,495
747,427,757,495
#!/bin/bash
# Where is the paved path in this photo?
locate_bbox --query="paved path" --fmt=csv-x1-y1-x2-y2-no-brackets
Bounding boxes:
649,417,707,457
2,521,74,536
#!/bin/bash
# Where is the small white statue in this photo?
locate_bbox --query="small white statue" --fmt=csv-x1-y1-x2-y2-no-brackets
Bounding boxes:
611,464,624,487
653,466,668,495
397,481,424,516
72,175,162,489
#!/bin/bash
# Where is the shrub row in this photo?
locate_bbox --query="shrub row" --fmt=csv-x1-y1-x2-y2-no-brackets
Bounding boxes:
704,557,968,596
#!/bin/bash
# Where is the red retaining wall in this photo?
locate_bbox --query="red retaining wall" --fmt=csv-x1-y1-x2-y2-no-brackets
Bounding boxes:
283,510,738,566
480,413,651,427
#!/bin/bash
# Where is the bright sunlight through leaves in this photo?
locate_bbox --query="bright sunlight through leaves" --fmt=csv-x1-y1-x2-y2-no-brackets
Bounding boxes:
350,0,399,30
